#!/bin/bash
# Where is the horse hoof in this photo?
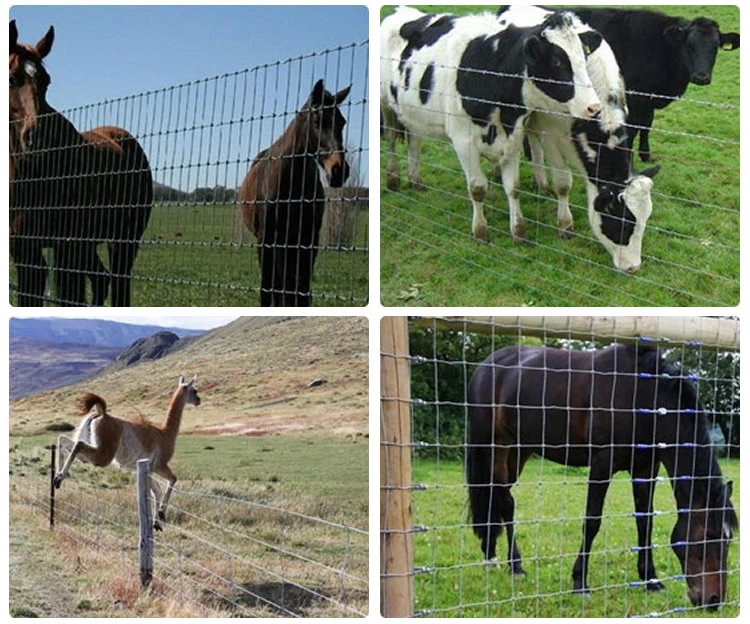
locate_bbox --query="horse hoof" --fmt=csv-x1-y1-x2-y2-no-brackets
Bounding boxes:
484,557,499,567
646,580,665,592
510,566,527,576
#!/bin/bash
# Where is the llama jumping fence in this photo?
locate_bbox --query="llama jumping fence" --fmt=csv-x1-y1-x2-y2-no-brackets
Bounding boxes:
10,41,369,307
15,446,368,617
380,316,740,617
380,5,739,308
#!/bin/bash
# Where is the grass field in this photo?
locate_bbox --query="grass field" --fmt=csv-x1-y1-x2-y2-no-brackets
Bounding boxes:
9,432,368,617
410,457,739,617
380,5,740,306
9,200,369,307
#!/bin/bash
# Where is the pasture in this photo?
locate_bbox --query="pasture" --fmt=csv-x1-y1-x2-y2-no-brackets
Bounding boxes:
380,5,740,306
9,201,369,307
411,457,740,618
9,432,368,617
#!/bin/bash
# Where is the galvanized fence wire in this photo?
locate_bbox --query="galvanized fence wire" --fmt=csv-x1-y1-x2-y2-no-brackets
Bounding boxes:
381,317,740,618
11,453,367,618
380,57,739,307
10,40,369,307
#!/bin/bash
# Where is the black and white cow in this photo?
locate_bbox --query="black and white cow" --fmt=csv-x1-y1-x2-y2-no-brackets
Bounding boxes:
500,5,659,273
381,6,602,246
561,7,740,162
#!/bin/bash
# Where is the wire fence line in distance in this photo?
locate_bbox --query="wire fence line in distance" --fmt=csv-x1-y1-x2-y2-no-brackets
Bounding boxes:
381,316,740,618
12,445,368,618
10,41,368,307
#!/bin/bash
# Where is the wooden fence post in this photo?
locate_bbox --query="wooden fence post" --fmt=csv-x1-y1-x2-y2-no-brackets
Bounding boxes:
49,444,56,528
137,459,154,588
380,316,414,617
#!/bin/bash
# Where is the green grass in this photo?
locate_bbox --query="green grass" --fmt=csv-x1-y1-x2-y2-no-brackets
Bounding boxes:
10,201,369,307
10,432,368,616
411,456,740,617
380,5,740,306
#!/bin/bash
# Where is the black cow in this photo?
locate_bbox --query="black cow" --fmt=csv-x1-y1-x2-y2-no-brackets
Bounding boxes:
564,7,739,162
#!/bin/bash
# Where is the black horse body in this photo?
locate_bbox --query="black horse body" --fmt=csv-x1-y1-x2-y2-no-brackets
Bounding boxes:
467,343,736,607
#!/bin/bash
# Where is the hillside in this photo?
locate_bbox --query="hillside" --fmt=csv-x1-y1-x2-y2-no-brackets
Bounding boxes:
9,316,369,438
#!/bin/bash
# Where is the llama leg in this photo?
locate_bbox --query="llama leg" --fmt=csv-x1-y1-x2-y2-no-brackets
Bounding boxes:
149,476,165,531
56,435,76,474
156,466,178,523
54,439,112,488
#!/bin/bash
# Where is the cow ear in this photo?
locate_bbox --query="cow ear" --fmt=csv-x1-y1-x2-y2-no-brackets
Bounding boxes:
523,35,544,64
663,24,687,47
639,165,661,180
594,188,615,214
35,25,54,59
720,32,740,51
10,20,18,50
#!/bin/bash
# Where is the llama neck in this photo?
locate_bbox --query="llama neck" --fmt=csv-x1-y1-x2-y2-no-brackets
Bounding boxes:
162,388,187,437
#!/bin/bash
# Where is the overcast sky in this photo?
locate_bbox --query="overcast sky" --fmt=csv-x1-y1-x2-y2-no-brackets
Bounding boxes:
12,315,241,330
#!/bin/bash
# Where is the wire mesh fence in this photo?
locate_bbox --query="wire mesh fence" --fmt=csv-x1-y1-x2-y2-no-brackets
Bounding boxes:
379,5,739,307
381,316,740,617
10,40,369,307
11,444,368,617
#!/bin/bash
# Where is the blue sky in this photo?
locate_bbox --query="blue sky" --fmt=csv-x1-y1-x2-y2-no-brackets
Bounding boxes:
10,5,369,189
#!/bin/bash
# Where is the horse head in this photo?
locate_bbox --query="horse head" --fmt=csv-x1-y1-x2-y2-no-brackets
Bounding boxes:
671,479,738,609
302,78,352,187
9,20,55,154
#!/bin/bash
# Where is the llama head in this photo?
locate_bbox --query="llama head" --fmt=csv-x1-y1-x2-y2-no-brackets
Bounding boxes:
178,374,201,407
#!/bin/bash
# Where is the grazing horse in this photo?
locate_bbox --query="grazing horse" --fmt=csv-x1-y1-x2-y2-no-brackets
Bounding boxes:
467,344,737,609
9,20,152,306
238,79,351,307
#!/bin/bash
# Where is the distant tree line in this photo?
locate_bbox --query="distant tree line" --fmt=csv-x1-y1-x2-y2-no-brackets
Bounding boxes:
409,325,739,462
152,183,237,204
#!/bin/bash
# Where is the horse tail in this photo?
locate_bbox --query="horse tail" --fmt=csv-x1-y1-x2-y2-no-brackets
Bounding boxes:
79,392,107,417
466,365,504,560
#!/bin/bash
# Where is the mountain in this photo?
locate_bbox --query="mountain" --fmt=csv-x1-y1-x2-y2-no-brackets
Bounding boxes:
9,318,204,348
10,337,122,399
9,316,368,438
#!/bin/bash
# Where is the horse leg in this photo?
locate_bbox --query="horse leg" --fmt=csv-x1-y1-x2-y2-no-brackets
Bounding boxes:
13,242,48,306
257,242,275,307
572,452,614,594
53,243,86,306
109,242,138,307
86,244,110,306
631,461,665,591
501,448,532,575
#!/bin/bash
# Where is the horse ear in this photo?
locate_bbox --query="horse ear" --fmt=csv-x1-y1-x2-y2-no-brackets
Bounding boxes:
10,20,18,50
36,25,54,59
334,85,352,105
311,79,326,107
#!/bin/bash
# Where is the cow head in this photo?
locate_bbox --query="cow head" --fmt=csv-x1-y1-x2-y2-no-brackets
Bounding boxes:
664,17,739,86
524,11,601,120
590,166,660,274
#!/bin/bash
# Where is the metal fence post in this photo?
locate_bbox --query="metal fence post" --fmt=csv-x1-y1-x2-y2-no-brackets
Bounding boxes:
137,459,154,588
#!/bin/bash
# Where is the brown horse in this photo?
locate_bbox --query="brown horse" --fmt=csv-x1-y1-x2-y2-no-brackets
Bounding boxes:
467,344,737,609
238,79,350,306
9,20,152,306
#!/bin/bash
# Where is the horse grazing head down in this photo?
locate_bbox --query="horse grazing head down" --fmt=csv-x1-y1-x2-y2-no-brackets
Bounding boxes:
299,79,351,187
671,479,738,609
9,20,55,153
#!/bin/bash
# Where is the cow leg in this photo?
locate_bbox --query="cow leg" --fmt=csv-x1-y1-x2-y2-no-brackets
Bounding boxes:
381,105,402,192
406,134,425,190
453,138,490,242
544,141,574,237
572,452,614,595
527,132,549,192
637,109,655,162
497,151,528,245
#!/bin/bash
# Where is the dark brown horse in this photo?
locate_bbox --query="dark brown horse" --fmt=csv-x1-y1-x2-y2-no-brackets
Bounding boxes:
9,21,152,306
238,79,350,306
467,344,737,609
